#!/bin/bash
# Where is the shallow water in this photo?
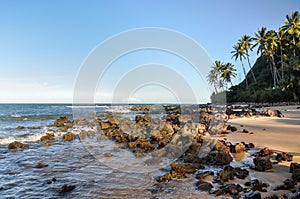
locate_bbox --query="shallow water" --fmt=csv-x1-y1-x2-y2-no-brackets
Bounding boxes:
0,104,220,198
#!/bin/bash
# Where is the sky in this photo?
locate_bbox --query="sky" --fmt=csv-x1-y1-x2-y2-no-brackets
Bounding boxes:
0,0,299,103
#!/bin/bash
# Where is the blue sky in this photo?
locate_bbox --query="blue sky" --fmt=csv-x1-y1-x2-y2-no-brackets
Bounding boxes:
0,0,299,103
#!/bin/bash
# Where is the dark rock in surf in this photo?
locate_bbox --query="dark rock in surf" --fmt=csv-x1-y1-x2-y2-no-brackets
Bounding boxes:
8,141,29,149
17,126,25,129
34,162,48,168
40,133,55,142
54,116,71,127
60,184,76,193
62,132,76,142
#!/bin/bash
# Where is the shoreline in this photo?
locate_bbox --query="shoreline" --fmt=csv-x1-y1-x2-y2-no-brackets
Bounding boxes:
226,105,300,163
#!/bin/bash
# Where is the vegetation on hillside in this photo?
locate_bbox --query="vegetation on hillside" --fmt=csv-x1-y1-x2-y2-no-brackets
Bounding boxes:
208,11,300,103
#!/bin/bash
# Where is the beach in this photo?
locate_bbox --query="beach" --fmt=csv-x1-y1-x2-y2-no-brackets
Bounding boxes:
227,106,300,163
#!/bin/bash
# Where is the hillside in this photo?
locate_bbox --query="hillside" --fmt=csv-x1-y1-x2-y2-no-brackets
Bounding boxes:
226,55,299,103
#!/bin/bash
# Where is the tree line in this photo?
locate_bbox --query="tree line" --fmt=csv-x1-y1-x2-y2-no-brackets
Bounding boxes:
208,11,300,102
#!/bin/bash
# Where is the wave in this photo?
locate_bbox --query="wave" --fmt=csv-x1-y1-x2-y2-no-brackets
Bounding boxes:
0,126,97,145
11,114,21,118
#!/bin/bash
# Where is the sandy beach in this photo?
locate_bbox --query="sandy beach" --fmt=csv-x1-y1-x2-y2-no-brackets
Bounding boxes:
225,105,300,196
227,105,300,162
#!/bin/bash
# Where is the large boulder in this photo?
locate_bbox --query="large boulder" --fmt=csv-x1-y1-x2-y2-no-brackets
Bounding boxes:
8,141,29,149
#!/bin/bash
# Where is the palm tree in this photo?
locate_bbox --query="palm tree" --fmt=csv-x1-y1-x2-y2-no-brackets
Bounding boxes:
221,62,237,88
277,29,286,79
207,60,223,93
239,35,257,83
280,11,300,57
252,27,268,55
231,43,248,89
265,30,280,88
252,27,279,88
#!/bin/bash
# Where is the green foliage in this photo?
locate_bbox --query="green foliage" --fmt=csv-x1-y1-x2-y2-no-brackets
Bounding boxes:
218,11,300,103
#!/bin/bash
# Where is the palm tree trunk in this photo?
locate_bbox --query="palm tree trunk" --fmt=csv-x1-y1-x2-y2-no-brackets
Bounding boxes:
271,57,277,88
246,56,257,83
280,45,284,80
240,57,248,89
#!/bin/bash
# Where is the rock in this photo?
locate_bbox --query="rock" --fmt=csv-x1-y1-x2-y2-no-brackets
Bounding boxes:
78,131,87,140
34,162,48,168
60,184,76,193
244,142,255,149
214,169,234,184
8,141,29,149
54,116,71,127
257,147,273,157
58,126,70,132
195,171,214,180
243,129,249,133
40,133,55,142
253,156,273,171
230,143,245,153
224,184,243,195
245,179,269,192
194,181,213,191
292,168,300,182
204,141,233,165
290,162,300,173
29,126,41,129
235,167,249,179
245,191,261,199
276,152,293,162
143,114,152,123
274,178,296,190
170,163,204,174
264,110,284,118
17,126,25,129
155,173,172,182
98,120,112,130
62,132,76,142
135,115,144,123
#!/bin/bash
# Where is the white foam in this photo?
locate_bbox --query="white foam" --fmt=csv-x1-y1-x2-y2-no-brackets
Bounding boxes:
11,114,21,118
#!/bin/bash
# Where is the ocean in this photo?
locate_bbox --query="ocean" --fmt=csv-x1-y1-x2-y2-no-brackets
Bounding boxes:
0,103,213,198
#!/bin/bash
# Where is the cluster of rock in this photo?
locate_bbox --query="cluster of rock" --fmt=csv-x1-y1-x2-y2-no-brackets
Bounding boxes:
226,105,284,119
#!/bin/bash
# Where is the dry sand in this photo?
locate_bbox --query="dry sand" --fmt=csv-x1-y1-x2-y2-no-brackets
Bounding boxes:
225,105,300,196
227,105,300,163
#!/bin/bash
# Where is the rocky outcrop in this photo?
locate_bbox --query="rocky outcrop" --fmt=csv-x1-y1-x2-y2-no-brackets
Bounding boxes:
8,141,29,149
